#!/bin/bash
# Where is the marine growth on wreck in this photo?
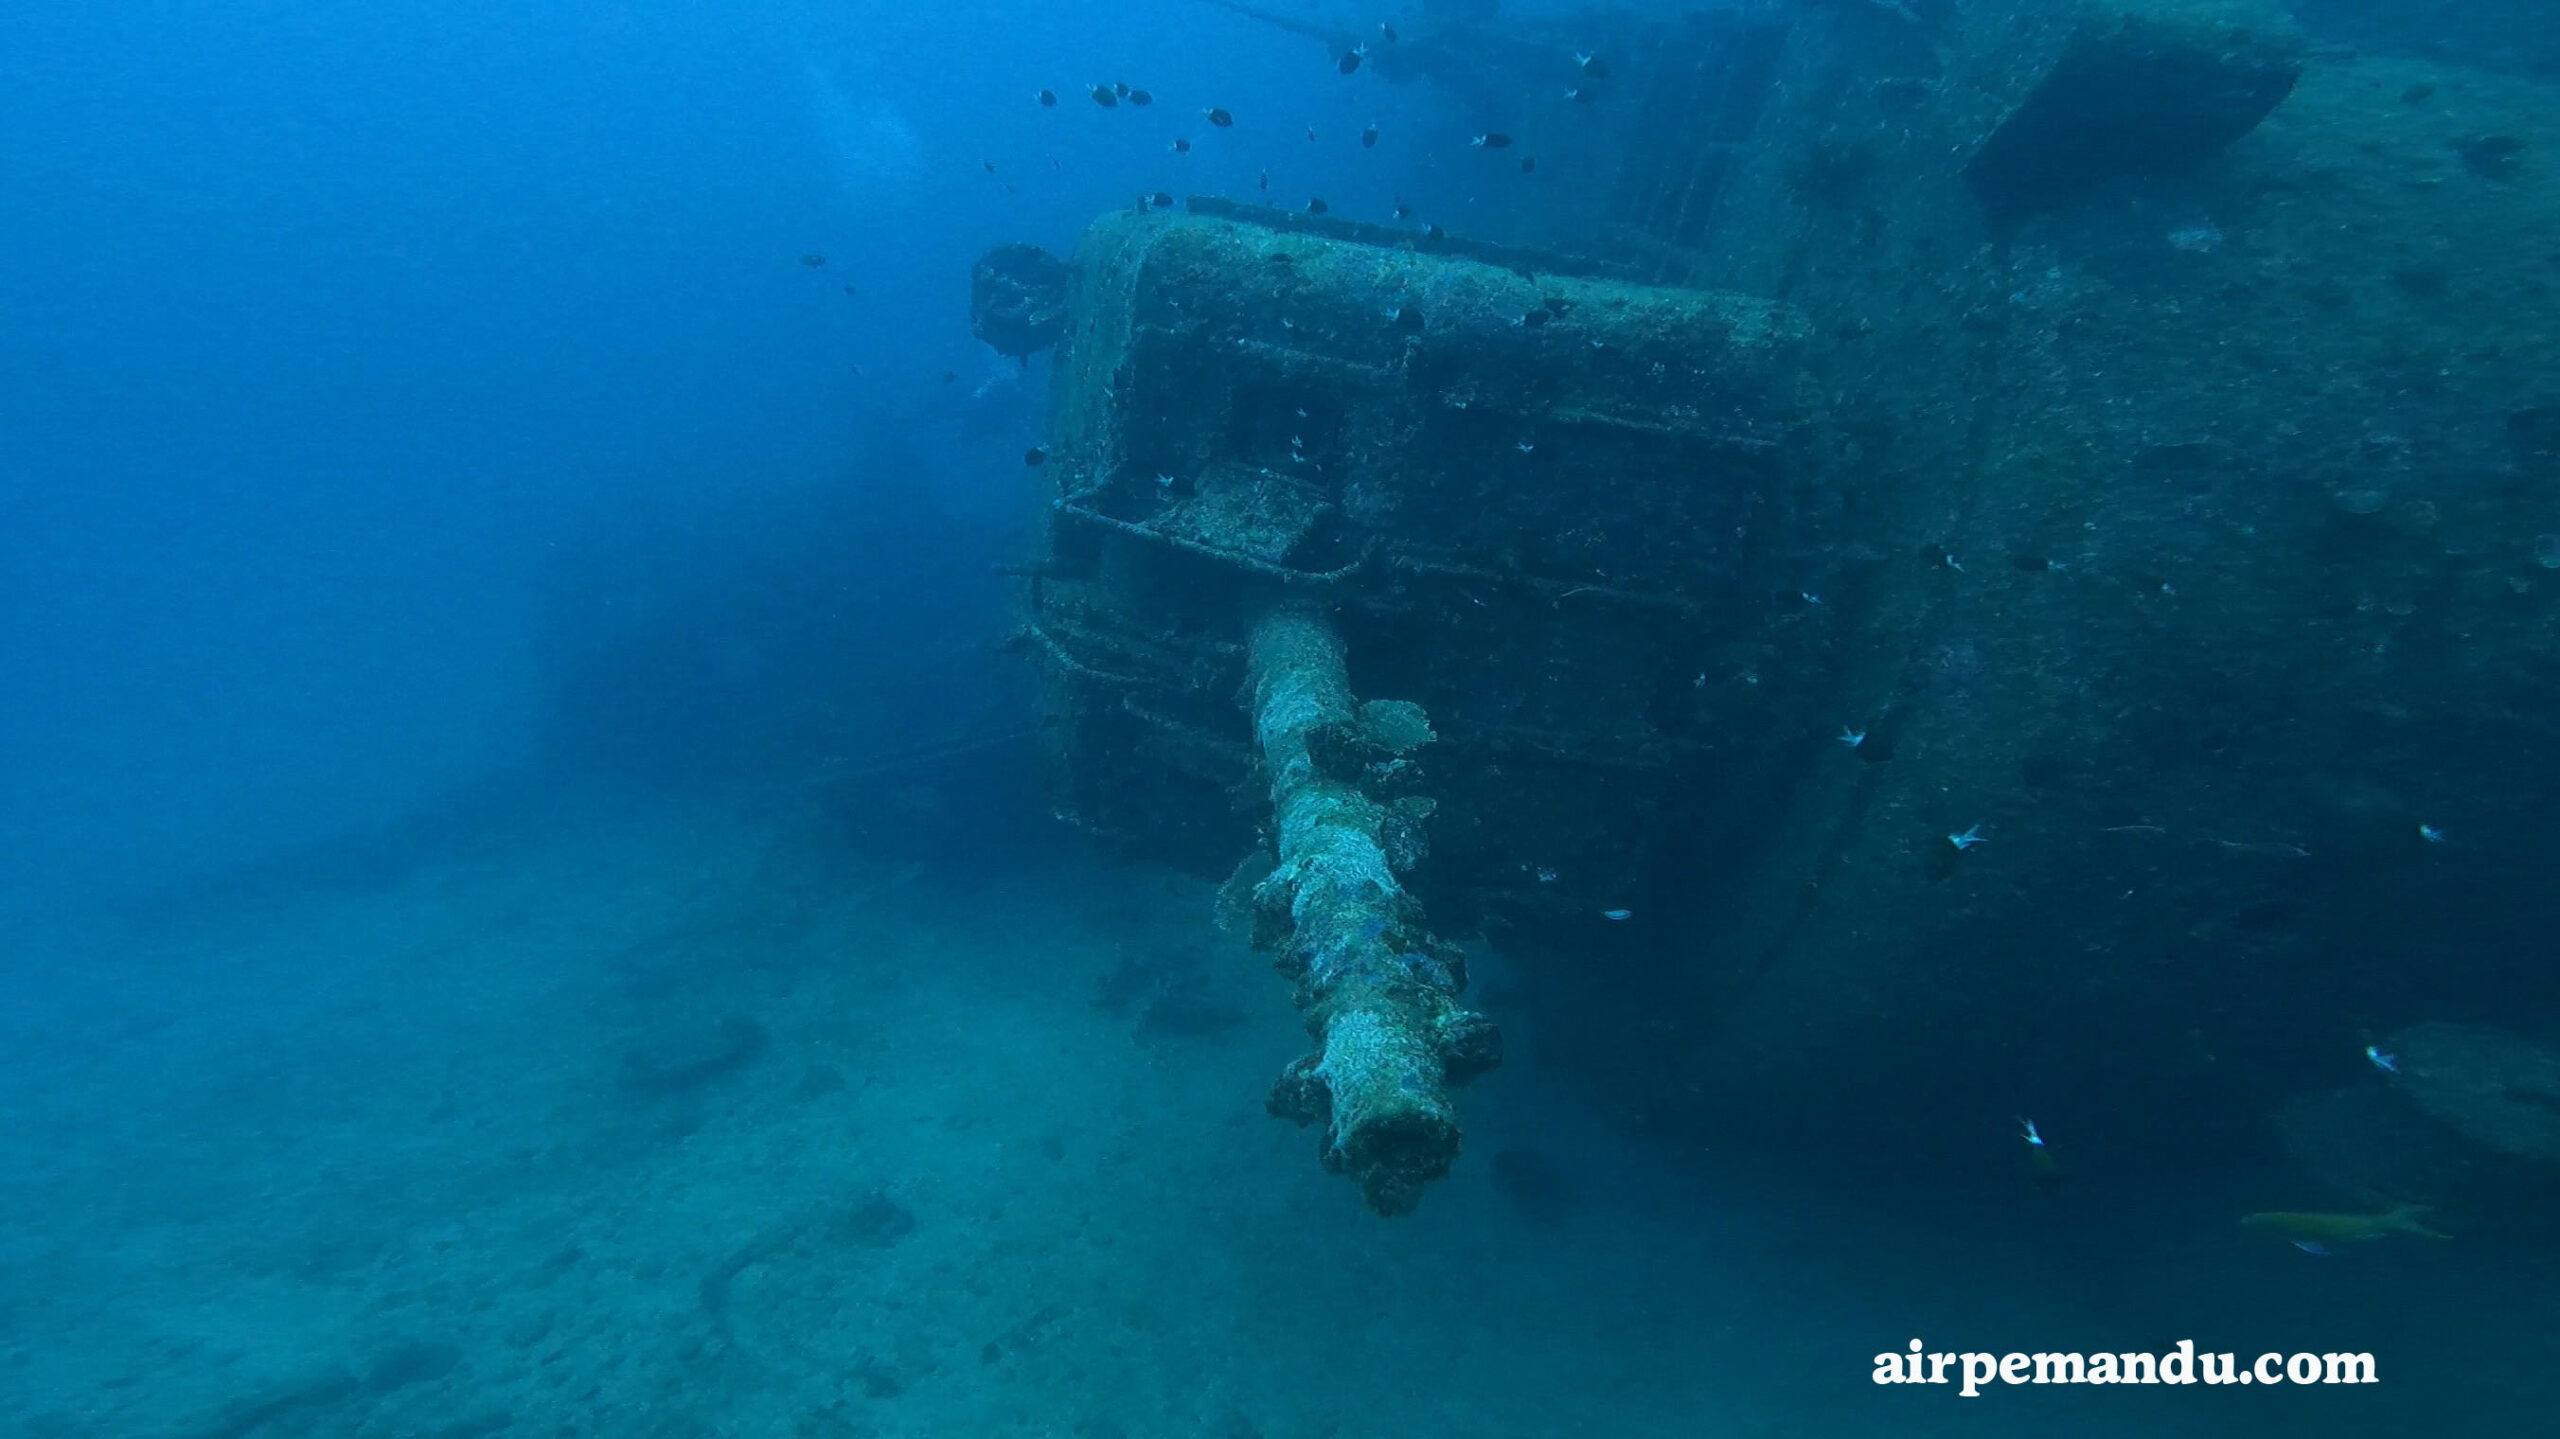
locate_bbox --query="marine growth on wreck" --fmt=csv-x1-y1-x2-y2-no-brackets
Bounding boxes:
984,0,2560,1220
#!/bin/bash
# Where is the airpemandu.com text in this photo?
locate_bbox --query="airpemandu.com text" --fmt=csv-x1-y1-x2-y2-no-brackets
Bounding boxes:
1876,1339,2377,1396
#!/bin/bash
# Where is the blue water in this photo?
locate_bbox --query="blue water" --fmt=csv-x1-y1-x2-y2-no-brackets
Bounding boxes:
3,2,2549,1435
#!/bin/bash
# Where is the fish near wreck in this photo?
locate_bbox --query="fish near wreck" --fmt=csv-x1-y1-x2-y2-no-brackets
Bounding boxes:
2241,1205,2448,1247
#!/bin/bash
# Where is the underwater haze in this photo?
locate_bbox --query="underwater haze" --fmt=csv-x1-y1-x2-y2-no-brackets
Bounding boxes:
4,1,2557,1436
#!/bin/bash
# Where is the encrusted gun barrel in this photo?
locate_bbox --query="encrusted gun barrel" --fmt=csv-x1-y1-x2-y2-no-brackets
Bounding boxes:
1244,606,1497,1215
1010,199,1811,1212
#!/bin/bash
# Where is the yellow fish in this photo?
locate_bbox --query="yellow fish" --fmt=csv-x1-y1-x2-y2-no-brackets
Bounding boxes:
2241,1204,2447,1247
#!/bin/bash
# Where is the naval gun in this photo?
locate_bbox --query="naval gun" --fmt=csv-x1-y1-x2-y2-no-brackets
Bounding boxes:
971,0,2545,1214
994,201,1819,1213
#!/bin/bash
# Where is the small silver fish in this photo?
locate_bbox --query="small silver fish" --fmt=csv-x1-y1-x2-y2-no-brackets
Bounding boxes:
2019,1118,2057,1175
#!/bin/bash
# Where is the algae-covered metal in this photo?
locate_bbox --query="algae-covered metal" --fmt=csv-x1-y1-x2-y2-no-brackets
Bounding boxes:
1244,607,1497,1215
1012,201,1814,1210
1001,0,2560,1222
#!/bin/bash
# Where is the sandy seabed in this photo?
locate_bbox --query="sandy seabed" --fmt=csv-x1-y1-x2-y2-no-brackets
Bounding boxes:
0,786,2480,1439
